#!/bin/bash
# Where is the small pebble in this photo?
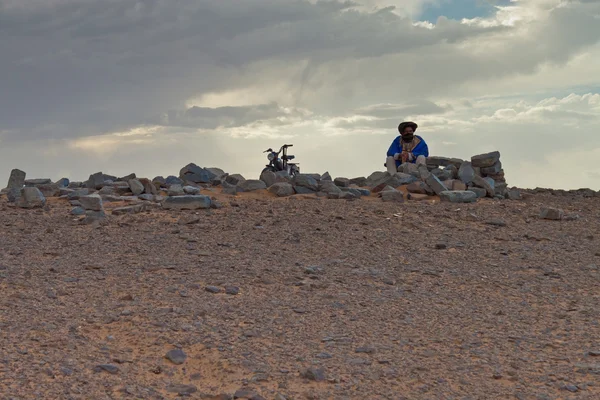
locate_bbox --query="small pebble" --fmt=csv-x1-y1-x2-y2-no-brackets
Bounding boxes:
205,286,221,294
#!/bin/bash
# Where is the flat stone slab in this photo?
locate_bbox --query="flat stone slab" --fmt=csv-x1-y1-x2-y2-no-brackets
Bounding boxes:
162,195,211,210
439,190,478,203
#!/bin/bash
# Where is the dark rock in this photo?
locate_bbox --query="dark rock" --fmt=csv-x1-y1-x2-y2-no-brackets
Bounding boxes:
165,349,187,365
183,185,201,195
356,347,376,354
71,207,86,216
319,181,343,195
381,190,404,203
563,384,578,393
315,352,333,359
439,191,477,203
321,171,332,181
119,173,136,181
418,164,431,181
357,188,371,196
495,182,508,197
260,170,277,187
472,175,494,197
506,189,522,200
334,177,350,187
225,174,246,186
165,175,183,185
139,178,157,195
238,180,267,192
6,168,26,190
445,164,458,179
128,179,144,195
168,184,185,196
67,188,90,200
36,183,60,197
425,174,448,195
206,167,226,178
205,286,221,293
234,388,257,399
25,178,52,186
162,195,211,210
225,286,240,295
349,177,367,186
166,384,197,395
17,187,46,209
79,194,103,211
471,151,500,168
406,181,433,195
112,204,149,215
436,243,447,250
481,160,502,175
268,182,295,197
302,367,326,382
458,161,475,185
486,219,507,227
540,207,563,220
468,186,487,198
431,168,452,181
180,163,215,183
293,174,319,191
294,186,316,195
86,172,105,190
95,364,119,374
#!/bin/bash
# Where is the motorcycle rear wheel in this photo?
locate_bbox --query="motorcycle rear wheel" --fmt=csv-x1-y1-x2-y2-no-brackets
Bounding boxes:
261,166,278,174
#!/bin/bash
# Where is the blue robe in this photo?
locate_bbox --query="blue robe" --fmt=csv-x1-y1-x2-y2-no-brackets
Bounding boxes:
386,135,429,168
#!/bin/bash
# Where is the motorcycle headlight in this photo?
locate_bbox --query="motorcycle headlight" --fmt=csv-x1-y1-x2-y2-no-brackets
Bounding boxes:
267,153,275,161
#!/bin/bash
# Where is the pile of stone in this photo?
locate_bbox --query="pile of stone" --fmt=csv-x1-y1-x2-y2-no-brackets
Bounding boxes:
0,151,523,217
393,150,522,203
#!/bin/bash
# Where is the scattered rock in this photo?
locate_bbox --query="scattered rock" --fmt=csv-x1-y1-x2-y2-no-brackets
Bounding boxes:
95,364,119,374
294,174,319,192
381,190,404,203
425,174,448,195
268,183,295,197
128,179,144,195
439,191,477,203
407,193,430,201
506,189,522,200
183,185,201,195
205,286,221,294
225,174,246,186
238,180,267,192
6,168,26,191
166,384,198,395
225,286,240,295
17,187,46,209
406,181,433,195
540,207,564,220
71,206,86,216
334,177,350,187
486,219,506,227
162,195,211,210
471,151,501,168
165,349,187,365
302,367,326,382
472,175,494,197
79,194,103,211
180,163,214,184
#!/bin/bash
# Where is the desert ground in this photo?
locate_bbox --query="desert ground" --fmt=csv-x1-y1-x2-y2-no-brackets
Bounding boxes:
1,188,600,399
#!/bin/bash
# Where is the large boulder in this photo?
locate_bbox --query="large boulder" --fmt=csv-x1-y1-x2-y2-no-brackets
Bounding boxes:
55,178,70,188
17,187,46,209
139,178,157,195
349,177,368,187
168,184,185,196
425,174,448,195
468,186,487,198
334,177,350,188
294,174,319,192
472,175,494,197
398,163,419,177
238,180,267,192
86,172,106,190
25,179,52,186
471,151,500,168
381,189,404,202
165,176,183,186
36,183,61,197
225,174,246,186
319,181,343,195
439,190,478,203
79,194,103,211
458,162,475,185
180,163,215,184
260,170,277,187
406,181,434,195
128,179,145,196
268,183,295,197
321,172,332,181
162,195,211,210
481,161,502,175
7,169,26,190
183,185,201,195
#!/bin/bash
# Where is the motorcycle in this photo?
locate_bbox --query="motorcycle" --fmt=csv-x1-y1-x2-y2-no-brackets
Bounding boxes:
262,144,300,177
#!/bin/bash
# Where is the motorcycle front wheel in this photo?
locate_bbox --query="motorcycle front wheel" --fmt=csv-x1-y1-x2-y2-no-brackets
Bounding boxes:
261,166,277,174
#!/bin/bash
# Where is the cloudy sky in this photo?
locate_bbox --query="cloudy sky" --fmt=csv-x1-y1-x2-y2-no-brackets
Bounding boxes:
1,0,599,189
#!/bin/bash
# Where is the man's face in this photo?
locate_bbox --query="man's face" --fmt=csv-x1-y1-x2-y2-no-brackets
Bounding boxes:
402,127,414,137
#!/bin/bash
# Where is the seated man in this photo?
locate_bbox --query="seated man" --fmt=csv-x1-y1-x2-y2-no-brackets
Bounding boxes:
386,121,429,174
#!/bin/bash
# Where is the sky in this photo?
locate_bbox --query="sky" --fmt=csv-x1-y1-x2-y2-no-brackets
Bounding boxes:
0,0,599,190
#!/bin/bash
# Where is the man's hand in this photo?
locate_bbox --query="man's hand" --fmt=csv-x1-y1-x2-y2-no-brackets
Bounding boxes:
393,153,401,161
401,152,409,163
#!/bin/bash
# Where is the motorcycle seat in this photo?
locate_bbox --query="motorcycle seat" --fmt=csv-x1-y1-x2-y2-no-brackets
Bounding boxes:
285,155,295,160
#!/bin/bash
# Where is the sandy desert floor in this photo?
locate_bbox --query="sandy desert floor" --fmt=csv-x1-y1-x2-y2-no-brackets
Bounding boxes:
1,188,600,399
